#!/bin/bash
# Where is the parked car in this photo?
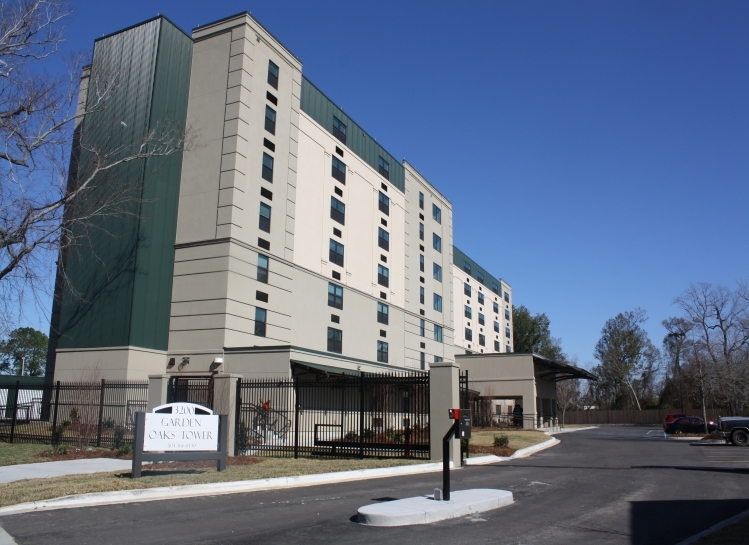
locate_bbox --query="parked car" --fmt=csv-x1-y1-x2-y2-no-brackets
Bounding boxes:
663,413,691,429
715,417,749,446
664,416,716,435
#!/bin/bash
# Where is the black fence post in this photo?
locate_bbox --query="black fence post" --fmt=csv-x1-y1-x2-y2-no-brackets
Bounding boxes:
96,378,106,447
359,373,365,459
234,379,241,456
52,381,60,430
9,381,20,443
293,377,300,459
132,412,145,478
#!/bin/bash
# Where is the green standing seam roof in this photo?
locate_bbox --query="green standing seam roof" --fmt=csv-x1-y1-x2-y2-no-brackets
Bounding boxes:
300,76,405,193
453,246,503,297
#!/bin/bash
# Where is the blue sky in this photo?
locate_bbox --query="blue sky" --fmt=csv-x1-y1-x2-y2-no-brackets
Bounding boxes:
24,0,749,368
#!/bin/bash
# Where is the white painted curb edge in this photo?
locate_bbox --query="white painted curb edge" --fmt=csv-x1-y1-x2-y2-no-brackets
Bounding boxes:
549,426,599,435
674,507,749,545
0,462,453,517
465,437,560,466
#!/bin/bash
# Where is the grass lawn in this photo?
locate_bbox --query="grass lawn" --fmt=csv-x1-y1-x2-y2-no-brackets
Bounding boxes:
694,515,749,544
0,443,54,466
469,429,550,451
0,456,425,508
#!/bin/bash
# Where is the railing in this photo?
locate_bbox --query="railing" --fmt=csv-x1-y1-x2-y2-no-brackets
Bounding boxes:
0,380,148,448
235,372,430,459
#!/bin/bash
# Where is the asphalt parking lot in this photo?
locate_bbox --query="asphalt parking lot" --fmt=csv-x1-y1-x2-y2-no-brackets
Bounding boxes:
2,426,749,545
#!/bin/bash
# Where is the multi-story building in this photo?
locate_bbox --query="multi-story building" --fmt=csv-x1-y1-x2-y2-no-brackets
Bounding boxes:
45,13,509,381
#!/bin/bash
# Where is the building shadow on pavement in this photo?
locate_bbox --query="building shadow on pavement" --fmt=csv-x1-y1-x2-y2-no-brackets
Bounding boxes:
630,498,749,545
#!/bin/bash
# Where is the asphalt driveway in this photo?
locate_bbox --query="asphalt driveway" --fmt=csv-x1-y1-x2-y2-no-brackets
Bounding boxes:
2,426,748,545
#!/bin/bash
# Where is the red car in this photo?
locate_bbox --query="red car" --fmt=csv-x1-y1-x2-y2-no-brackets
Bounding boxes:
663,413,691,429
664,416,716,435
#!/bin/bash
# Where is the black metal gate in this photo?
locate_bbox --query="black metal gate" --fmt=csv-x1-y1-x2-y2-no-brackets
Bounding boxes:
167,376,213,409
235,372,429,459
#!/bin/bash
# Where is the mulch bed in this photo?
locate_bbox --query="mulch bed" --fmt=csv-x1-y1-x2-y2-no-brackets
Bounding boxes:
468,445,515,457
35,448,128,462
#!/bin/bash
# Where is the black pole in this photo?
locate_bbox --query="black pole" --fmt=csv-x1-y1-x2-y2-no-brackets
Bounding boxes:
132,412,145,478
442,420,458,501
217,415,227,472
96,378,106,447
359,373,365,459
52,381,60,430
9,381,20,443
234,379,242,456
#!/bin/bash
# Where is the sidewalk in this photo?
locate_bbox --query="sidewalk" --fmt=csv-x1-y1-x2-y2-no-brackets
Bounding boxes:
0,459,134,484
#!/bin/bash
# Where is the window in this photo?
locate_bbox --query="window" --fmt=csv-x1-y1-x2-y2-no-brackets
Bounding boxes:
477,272,484,284
261,187,273,200
434,293,443,312
463,260,471,274
420,286,425,304
419,319,425,337
267,60,279,89
434,325,443,343
329,239,344,267
494,321,500,333
257,254,269,283
492,282,499,295
493,302,499,314
419,192,424,210
433,233,442,252
327,327,342,353
434,356,443,363
256,290,268,303
379,156,390,180
478,292,485,305
254,308,267,337
328,283,343,310
331,314,339,323
264,105,276,135
334,186,343,197
378,228,389,251
330,197,345,225
332,156,346,184
261,153,274,182
464,283,471,297
433,263,442,282
465,328,473,342
263,137,275,152
419,223,424,241
377,341,389,363
505,292,510,303
377,302,389,325
506,327,511,339
505,309,511,320
332,270,341,280
465,306,472,319
258,237,270,250
266,91,277,105
259,203,271,233
332,116,347,144
478,313,485,326
379,191,390,215
432,204,441,224
420,352,426,370
377,264,389,287
479,334,486,347
494,341,500,352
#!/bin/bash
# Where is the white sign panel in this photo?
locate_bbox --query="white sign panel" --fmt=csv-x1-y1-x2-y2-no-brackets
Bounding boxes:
144,403,219,452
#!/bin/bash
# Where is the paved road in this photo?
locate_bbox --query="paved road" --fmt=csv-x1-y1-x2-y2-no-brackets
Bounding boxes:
3,427,749,545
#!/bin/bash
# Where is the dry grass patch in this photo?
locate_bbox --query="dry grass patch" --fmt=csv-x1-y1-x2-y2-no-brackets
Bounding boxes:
0,456,424,508
469,429,549,451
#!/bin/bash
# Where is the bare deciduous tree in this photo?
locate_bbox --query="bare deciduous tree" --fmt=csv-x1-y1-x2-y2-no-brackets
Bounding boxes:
556,378,581,427
0,0,193,332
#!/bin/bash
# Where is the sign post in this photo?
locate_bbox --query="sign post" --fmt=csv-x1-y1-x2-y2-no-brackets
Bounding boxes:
132,402,228,478
440,408,471,501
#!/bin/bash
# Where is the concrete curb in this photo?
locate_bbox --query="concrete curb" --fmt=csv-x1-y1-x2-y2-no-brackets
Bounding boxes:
358,489,514,526
0,462,451,517
549,426,599,434
675,507,749,545
465,437,560,466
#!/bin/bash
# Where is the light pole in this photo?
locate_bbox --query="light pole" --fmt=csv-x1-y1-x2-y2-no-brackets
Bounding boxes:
20,356,26,377
667,332,685,412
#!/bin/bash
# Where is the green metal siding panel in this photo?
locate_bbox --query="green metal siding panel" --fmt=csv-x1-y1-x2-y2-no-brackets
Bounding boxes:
453,246,502,296
129,19,192,350
300,77,405,192
57,17,191,352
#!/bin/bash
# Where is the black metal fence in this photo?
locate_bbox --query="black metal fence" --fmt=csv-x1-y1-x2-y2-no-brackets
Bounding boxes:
235,372,430,459
0,380,148,448
167,376,213,409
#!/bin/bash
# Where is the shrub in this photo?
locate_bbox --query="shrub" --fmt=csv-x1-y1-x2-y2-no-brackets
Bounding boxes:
386,428,404,443
344,431,358,441
103,417,116,429
494,434,510,448
51,425,64,447
236,422,250,452
112,426,126,449
117,443,132,456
